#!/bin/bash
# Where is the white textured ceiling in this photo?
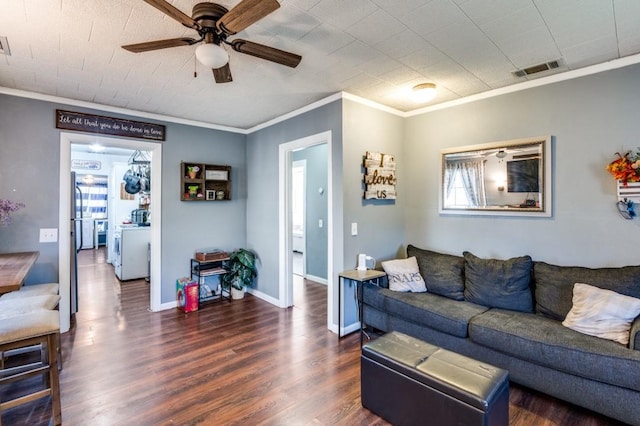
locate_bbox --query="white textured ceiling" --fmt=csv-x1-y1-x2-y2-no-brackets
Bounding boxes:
1,0,640,129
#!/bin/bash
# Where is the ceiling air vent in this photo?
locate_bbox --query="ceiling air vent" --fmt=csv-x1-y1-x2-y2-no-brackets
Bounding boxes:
0,36,11,56
512,59,560,78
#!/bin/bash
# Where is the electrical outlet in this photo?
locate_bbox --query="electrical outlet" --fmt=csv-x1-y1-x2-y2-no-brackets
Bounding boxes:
39,228,58,243
351,222,358,236
318,219,323,228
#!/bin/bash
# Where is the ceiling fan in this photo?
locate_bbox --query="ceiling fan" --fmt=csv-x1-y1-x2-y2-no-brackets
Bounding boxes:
122,0,302,83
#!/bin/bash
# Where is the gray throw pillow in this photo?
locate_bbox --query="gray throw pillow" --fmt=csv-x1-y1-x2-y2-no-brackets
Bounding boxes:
407,245,465,300
463,251,533,312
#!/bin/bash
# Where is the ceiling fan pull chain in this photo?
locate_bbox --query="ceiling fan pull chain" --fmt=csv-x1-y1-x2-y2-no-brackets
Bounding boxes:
194,55,197,78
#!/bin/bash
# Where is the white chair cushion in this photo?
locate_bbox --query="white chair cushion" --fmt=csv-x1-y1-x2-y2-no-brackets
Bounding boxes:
0,310,60,344
1,283,59,300
0,295,61,319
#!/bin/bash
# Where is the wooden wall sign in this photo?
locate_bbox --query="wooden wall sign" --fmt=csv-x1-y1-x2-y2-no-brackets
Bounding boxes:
56,110,166,141
363,151,397,200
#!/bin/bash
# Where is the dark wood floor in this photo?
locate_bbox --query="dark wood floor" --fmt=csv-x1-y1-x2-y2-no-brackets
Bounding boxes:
2,248,625,425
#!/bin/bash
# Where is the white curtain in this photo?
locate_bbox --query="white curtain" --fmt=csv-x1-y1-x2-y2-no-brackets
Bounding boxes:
76,174,108,218
445,160,486,207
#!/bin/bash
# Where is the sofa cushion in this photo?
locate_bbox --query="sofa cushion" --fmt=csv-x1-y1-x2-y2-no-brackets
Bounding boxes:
382,257,427,292
562,283,640,346
407,245,465,300
361,283,488,338
534,262,640,320
631,318,640,350
463,251,533,313
469,309,640,392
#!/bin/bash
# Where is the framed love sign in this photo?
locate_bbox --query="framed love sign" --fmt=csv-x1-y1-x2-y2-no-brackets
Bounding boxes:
363,151,397,200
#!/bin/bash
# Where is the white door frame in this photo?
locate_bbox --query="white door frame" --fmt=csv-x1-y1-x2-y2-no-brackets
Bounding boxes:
278,131,334,331
58,132,163,333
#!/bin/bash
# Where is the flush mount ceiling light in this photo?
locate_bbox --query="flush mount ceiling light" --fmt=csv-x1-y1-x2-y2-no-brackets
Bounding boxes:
412,83,437,103
90,144,105,153
195,43,229,69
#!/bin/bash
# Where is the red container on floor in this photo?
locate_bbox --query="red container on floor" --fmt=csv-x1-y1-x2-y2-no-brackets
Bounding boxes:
176,278,199,313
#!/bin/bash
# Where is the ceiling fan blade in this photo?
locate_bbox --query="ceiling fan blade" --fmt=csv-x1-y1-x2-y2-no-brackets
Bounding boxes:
122,38,198,53
217,0,280,35
213,64,233,83
231,39,301,68
142,0,198,29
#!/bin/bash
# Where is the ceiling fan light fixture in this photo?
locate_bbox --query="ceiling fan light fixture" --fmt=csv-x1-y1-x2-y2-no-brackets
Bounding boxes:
412,83,437,103
195,43,229,69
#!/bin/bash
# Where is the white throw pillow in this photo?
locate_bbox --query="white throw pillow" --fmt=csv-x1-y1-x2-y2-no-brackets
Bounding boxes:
382,257,427,293
562,282,640,345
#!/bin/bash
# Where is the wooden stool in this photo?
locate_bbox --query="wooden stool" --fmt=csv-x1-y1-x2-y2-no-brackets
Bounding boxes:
0,296,62,371
0,283,59,300
0,310,61,425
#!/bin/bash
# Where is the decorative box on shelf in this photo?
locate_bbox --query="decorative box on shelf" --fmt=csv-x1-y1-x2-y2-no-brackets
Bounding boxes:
195,249,229,262
205,169,228,180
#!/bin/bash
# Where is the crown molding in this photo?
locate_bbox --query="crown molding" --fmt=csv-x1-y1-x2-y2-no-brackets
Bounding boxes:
406,52,640,116
4,52,640,135
0,86,247,134
247,92,343,133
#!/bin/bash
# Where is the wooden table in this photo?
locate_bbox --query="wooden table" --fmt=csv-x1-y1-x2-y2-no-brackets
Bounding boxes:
0,251,39,294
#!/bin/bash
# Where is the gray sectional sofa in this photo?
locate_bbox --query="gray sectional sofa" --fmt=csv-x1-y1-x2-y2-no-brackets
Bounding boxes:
359,245,640,425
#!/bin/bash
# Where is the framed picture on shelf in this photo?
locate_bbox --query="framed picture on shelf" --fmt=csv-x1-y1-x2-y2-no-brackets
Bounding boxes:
205,190,216,200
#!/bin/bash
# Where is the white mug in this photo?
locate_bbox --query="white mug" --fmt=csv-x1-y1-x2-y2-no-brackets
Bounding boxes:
357,254,375,270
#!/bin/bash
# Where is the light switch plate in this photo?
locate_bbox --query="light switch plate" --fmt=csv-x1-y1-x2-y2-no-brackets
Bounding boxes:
318,219,323,228
39,228,58,243
351,222,358,236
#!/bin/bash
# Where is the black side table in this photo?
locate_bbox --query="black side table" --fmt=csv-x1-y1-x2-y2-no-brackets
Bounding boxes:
338,269,386,339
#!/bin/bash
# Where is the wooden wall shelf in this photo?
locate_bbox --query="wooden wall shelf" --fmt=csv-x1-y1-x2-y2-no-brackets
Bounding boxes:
181,162,232,201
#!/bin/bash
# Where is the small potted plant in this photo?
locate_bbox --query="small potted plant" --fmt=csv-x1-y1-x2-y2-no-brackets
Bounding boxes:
222,248,257,299
187,165,200,179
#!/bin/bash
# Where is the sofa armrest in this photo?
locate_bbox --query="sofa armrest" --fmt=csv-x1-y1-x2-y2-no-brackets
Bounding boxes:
631,316,640,351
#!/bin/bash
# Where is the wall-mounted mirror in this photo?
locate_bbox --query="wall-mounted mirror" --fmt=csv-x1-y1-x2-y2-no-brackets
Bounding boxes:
440,136,552,217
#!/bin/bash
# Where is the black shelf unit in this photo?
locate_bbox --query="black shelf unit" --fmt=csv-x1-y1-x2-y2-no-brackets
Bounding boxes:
190,257,231,305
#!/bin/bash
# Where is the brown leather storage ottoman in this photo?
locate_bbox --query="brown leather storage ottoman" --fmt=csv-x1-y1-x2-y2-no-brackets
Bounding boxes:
361,331,509,426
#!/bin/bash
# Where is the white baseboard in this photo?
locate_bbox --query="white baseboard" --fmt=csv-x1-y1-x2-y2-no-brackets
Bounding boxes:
156,289,282,311
157,300,177,311
341,321,361,337
246,287,283,307
305,274,328,285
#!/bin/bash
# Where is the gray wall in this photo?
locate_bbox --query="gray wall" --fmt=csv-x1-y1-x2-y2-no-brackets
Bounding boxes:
0,95,61,283
341,99,406,325
246,98,405,329
246,100,343,302
403,63,640,267
292,144,328,280
5,60,638,332
160,123,246,303
0,93,247,305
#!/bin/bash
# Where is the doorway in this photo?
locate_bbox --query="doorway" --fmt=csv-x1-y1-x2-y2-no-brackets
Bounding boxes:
58,132,162,333
278,131,336,333
291,160,306,278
